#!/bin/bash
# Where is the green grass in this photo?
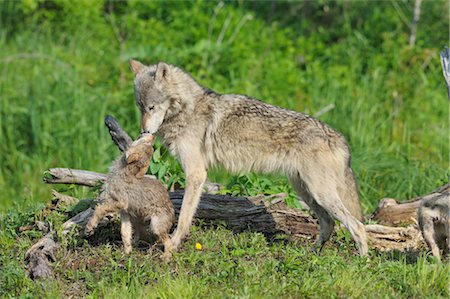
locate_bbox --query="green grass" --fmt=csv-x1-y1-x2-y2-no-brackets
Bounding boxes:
1,208,449,298
0,1,449,297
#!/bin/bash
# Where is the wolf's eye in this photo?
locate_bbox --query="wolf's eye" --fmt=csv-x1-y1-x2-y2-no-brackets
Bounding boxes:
147,106,155,112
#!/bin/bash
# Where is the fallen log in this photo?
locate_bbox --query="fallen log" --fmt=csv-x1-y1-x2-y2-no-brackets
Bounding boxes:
370,183,449,225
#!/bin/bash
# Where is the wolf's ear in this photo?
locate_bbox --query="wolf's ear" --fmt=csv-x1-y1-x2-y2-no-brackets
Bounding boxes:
129,59,146,76
155,62,169,82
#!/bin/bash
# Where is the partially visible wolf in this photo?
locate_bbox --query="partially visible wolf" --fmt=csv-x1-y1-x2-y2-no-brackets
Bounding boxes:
418,192,450,261
85,134,174,260
129,60,368,256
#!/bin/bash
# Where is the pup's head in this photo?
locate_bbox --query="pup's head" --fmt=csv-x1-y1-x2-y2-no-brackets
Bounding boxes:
129,59,199,135
124,133,155,178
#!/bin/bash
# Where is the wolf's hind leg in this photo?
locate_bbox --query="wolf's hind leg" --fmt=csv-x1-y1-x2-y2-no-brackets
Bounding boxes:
300,168,368,256
291,176,335,252
309,201,334,252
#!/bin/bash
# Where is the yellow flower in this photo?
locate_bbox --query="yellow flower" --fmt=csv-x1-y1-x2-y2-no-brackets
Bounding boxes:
195,242,203,250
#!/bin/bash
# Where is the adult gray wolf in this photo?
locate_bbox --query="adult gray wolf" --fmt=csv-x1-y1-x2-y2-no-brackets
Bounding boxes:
85,134,174,260
129,60,368,256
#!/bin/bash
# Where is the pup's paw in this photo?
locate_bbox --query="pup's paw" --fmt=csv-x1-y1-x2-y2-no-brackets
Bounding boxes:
84,223,96,236
161,251,172,262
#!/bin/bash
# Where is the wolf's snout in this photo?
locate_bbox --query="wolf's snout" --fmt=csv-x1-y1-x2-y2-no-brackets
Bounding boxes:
140,108,166,135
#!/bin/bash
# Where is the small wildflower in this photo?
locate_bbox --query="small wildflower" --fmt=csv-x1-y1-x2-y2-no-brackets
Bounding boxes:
195,242,203,250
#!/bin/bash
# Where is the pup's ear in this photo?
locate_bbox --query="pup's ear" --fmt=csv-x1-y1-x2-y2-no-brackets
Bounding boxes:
129,59,146,76
155,62,169,82
135,166,148,179
126,152,139,164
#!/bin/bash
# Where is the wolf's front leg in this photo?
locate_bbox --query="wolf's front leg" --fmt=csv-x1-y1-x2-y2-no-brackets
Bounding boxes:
171,148,207,250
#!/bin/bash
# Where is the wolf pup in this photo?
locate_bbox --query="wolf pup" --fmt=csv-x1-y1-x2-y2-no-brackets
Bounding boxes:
418,192,449,261
85,134,174,260
129,60,368,256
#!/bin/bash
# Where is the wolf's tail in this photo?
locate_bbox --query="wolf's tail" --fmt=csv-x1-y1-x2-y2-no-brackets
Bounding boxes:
330,137,364,222
339,163,364,222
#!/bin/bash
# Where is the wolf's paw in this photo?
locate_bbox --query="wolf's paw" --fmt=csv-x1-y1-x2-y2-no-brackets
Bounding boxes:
170,237,181,251
123,244,132,254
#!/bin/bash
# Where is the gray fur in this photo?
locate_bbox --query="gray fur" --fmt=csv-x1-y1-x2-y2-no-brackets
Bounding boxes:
418,193,450,261
130,60,368,256
85,135,174,260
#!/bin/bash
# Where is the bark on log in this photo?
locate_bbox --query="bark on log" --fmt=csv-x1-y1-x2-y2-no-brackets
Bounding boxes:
365,224,423,252
370,183,449,225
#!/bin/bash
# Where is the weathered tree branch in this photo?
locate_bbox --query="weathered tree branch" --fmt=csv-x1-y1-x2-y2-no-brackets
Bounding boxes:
44,167,155,186
43,168,106,187
105,115,134,152
44,166,448,228
25,233,58,280
25,205,117,280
